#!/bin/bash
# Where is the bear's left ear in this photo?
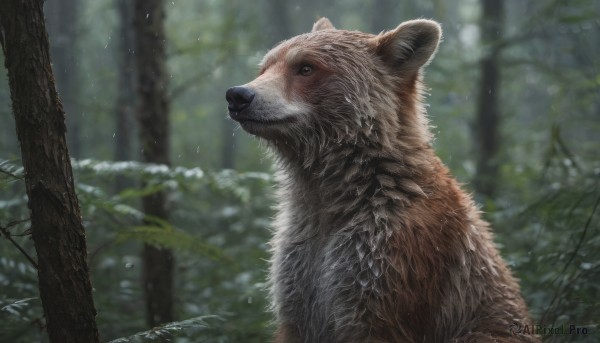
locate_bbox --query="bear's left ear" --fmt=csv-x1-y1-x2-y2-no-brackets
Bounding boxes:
312,17,335,32
375,19,441,74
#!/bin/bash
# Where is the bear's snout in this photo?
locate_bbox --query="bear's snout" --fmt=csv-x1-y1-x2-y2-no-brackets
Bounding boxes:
226,86,255,118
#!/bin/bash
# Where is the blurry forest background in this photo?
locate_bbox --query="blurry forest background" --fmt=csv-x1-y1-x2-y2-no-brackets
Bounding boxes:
1,0,599,342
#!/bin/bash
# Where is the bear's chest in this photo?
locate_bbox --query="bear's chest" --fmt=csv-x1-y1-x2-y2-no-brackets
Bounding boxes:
274,235,329,315
271,225,367,339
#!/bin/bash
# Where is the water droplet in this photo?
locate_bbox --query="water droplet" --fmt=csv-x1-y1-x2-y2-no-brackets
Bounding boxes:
358,270,370,287
372,262,382,278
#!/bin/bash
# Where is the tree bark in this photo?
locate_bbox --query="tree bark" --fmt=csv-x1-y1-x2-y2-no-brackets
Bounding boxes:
44,0,82,158
114,0,136,191
474,0,504,199
0,1,100,342
133,0,175,327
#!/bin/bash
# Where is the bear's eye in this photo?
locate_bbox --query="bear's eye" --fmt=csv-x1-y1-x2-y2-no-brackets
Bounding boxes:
298,64,314,76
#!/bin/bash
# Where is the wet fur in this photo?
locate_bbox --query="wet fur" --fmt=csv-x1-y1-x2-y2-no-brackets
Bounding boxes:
233,18,537,343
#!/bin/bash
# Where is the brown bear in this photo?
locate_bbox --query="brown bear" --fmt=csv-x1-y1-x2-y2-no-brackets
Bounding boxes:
226,17,538,343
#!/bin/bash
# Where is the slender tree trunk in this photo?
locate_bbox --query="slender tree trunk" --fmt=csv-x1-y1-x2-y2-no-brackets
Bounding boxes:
220,2,237,169
221,115,235,169
370,0,400,33
133,0,175,327
44,0,82,158
474,0,504,199
266,0,293,48
0,1,100,342
115,0,136,191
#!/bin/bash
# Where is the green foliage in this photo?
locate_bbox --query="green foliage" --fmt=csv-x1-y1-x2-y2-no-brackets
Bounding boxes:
118,225,225,260
491,127,600,341
107,315,222,343
0,256,41,342
0,160,23,180
1,158,274,342
0,297,38,317
0,160,26,220
73,159,274,342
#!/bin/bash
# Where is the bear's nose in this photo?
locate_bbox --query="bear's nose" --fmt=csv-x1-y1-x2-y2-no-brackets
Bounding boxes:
226,86,255,113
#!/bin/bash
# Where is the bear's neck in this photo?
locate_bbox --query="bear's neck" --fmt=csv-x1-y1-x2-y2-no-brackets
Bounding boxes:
273,137,448,234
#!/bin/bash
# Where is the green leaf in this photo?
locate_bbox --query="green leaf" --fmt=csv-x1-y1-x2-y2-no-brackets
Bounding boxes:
117,225,226,261
107,315,222,343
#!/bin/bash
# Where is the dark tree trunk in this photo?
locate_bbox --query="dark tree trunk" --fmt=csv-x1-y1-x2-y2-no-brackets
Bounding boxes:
114,0,136,191
474,0,504,199
44,0,82,158
370,0,401,33
221,115,235,169
265,0,293,48
0,1,100,342
220,2,237,169
133,0,175,327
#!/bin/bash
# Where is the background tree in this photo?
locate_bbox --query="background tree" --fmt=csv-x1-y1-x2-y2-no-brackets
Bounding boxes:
0,1,100,342
369,0,400,33
219,2,238,170
114,0,136,191
473,0,504,200
264,0,293,48
133,0,175,327
44,0,82,158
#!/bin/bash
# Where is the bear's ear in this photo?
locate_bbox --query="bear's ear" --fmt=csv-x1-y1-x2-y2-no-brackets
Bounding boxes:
375,19,441,74
312,17,335,32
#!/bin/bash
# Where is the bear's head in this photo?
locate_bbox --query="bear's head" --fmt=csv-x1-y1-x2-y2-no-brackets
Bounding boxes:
226,18,441,163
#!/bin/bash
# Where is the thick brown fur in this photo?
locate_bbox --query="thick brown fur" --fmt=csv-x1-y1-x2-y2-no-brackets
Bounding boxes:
227,18,539,343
